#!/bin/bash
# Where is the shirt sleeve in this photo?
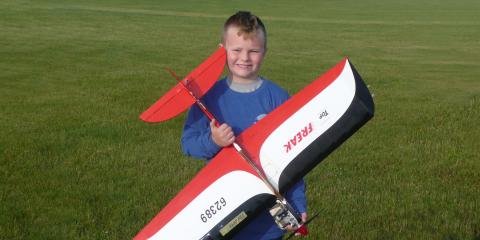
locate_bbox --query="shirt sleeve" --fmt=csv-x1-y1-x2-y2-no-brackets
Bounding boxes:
284,179,307,214
181,105,222,160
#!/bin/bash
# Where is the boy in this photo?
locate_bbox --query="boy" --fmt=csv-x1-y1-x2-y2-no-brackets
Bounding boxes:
181,11,307,240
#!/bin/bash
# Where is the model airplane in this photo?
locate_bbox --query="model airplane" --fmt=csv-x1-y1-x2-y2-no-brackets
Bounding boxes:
135,46,374,239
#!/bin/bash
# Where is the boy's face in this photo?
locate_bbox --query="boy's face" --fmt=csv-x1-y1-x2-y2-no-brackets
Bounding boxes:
223,26,266,83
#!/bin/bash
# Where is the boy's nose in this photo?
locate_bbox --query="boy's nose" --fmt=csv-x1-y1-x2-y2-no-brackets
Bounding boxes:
240,51,249,61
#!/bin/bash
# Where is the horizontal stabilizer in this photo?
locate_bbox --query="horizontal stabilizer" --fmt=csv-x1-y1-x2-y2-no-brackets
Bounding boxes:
140,47,226,122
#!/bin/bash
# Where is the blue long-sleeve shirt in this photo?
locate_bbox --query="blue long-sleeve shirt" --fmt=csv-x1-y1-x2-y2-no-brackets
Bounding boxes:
181,77,307,240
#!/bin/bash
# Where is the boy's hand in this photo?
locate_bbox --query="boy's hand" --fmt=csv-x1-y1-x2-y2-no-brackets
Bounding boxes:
295,213,308,236
210,120,235,147
286,212,308,236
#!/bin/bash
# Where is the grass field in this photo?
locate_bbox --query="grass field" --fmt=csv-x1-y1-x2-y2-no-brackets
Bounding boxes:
1,0,479,239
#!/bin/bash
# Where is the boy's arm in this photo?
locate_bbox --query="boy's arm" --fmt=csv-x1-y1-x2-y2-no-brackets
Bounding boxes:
285,179,307,217
181,106,222,160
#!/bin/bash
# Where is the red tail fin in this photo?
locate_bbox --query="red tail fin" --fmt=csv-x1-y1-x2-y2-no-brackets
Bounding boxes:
140,47,226,122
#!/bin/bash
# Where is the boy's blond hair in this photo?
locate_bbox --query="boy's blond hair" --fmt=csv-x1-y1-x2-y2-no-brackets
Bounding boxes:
222,11,267,48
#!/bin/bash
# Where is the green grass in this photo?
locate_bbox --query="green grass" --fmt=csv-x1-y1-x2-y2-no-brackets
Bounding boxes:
1,0,479,239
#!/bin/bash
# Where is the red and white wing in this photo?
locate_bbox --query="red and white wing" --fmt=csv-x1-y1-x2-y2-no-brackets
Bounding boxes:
236,58,374,193
133,147,276,240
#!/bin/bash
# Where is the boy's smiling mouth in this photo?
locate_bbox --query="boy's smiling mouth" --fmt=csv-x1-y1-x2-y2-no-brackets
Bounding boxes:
236,63,252,69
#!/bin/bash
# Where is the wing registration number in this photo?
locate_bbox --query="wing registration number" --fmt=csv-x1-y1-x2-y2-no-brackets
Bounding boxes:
200,197,226,223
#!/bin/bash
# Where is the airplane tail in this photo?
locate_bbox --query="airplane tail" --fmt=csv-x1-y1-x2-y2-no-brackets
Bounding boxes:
140,47,226,122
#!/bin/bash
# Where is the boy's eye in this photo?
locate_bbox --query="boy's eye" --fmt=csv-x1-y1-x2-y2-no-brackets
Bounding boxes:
232,49,241,52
